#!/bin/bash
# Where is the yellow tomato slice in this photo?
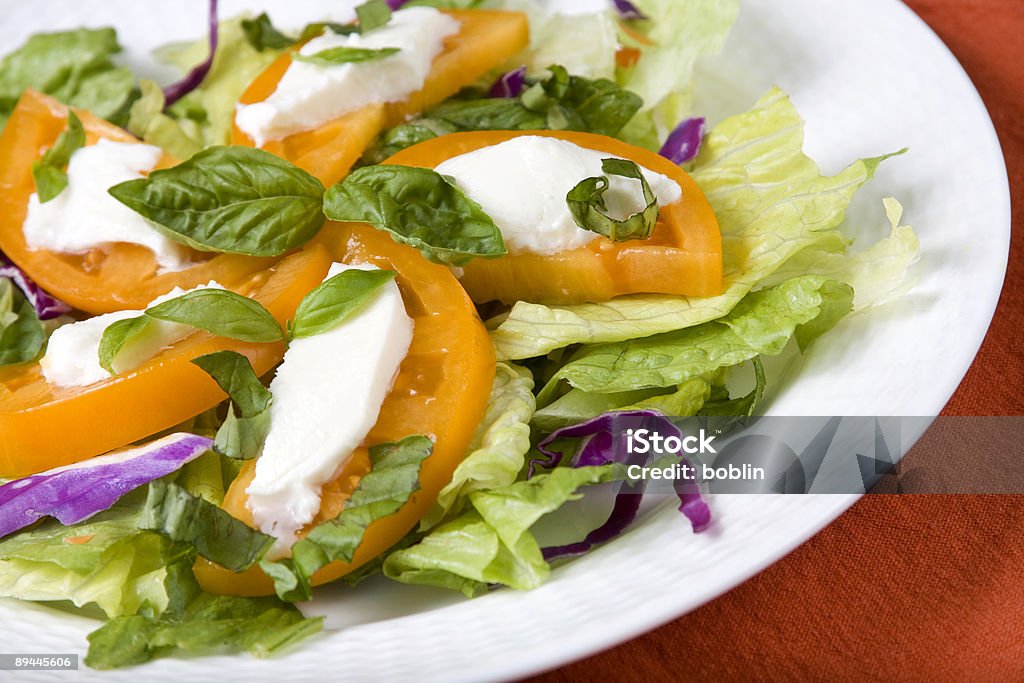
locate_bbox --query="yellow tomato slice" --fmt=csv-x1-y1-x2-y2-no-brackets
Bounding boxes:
0,247,332,478
232,9,529,187
384,130,724,304
0,90,282,315
194,222,496,596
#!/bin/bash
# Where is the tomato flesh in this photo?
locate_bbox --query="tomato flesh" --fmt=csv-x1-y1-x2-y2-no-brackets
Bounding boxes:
384,130,724,304
0,247,332,478
194,223,496,596
232,9,530,187
0,90,282,315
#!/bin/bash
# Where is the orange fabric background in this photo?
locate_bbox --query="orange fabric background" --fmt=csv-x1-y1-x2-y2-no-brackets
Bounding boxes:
530,1,1024,680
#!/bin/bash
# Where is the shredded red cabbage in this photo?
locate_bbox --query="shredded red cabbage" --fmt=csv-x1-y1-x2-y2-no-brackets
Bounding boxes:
0,433,212,538
0,251,71,320
659,116,706,165
163,0,220,108
612,0,648,20
534,410,711,561
386,0,409,9
488,66,527,98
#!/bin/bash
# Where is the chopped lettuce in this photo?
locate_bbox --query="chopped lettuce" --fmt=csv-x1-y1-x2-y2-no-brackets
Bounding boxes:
537,275,853,402
618,0,740,149
490,89,906,360
0,28,136,131
423,362,536,529
145,18,279,151
383,465,621,596
0,501,187,619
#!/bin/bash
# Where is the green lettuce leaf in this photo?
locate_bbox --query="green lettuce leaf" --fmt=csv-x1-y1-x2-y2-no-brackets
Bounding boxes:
0,503,187,618
537,275,853,403
490,89,899,360
85,593,323,670
516,5,619,81
153,18,280,149
617,0,740,149
422,362,536,529
383,465,621,596
126,80,204,161
0,28,136,131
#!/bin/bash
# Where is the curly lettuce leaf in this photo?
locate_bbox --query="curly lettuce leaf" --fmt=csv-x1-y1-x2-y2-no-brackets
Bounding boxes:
490,89,900,360
537,275,854,403
422,362,536,529
0,28,136,131
0,503,187,619
383,465,621,596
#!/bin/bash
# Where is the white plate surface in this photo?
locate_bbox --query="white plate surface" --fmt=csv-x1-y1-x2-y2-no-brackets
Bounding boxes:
0,0,1010,681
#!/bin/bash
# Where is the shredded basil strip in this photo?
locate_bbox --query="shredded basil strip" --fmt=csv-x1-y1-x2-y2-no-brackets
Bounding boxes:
261,435,434,602
32,111,85,203
290,268,397,339
140,480,274,571
566,157,660,242
0,279,45,367
97,315,151,374
323,165,506,266
192,350,273,460
108,146,325,257
240,13,295,51
293,46,399,67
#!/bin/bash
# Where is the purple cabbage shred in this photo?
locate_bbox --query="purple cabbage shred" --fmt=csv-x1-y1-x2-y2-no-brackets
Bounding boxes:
612,0,648,20
488,66,527,99
386,0,409,9
163,0,220,108
659,116,706,165
0,251,72,320
534,410,712,561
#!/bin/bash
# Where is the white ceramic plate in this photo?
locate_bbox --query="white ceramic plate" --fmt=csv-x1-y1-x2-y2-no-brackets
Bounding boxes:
1,0,1010,681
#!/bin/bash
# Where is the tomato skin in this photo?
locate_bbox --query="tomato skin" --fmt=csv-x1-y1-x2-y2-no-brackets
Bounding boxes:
231,9,530,187
0,90,282,315
383,130,724,305
0,247,332,478
194,223,496,596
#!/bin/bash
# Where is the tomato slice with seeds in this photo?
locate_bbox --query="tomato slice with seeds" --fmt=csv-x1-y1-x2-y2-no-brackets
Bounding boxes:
384,129,724,305
0,247,331,478
232,9,529,187
194,222,496,596
0,90,283,315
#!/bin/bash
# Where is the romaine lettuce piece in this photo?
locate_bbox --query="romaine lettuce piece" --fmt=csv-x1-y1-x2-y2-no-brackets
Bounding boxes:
490,89,902,360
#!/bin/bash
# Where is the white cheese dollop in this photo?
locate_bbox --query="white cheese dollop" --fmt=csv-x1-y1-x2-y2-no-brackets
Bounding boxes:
246,263,414,553
235,7,460,147
40,281,224,388
22,139,192,271
434,136,683,255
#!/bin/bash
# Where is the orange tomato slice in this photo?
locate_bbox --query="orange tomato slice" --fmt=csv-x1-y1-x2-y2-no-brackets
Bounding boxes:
0,247,331,478
383,130,723,305
232,9,529,187
0,90,282,315
194,222,496,596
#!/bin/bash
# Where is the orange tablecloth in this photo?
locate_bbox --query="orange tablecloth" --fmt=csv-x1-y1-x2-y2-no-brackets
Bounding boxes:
531,1,1024,680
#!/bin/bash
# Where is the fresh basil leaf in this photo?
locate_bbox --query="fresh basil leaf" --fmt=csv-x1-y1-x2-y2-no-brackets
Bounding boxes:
291,269,396,339
566,157,659,242
0,28,136,132
324,165,506,266
261,435,433,602
192,350,273,460
241,13,295,51
356,0,392,34
141,480,274,572
0,280,45,366
146,289,285,343
97,315,151,374
108,146,326,257
31,111,86,203
297,21,358,43
293,46,399,67
85,592,323,670
359,123,445,167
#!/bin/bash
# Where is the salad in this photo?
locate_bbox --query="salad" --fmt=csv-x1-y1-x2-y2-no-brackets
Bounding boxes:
0,0,920,671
